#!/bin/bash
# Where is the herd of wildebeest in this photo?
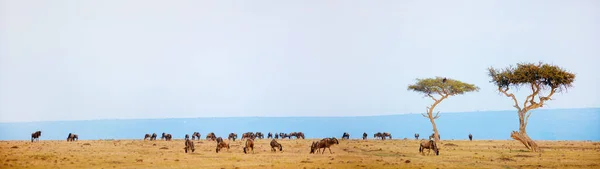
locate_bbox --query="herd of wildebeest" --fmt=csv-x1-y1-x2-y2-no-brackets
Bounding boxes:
29,130,477,156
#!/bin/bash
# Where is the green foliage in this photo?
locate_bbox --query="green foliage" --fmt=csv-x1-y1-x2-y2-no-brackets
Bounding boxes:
407,77,479,96
488,62,575,91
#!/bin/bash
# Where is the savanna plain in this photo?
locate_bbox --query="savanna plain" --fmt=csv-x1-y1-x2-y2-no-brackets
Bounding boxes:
1,138,599,169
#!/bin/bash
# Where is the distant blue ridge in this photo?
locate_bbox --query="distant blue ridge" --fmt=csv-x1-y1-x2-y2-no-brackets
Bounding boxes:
0,108,598,141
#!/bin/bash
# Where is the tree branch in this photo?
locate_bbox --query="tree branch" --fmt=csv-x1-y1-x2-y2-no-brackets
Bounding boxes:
433,111,441,119
524,111,532,127
427,93,438,102
421,113,428,118
499,87,521,112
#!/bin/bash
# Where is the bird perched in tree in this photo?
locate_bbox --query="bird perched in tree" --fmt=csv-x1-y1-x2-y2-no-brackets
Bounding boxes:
442,77,447,83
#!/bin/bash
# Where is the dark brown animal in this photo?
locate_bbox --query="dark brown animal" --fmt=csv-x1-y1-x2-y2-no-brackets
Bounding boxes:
67,133,78,142
31,131,41,142
242,132,255,140
206,132,216,141
267,132,273,139
419,140,439,156
243,139,254,154
184,138,195,153
162,133,172,141
382,132,392,140
228,133,238,141
151,133,157,141
469,133,473,141
363,132,367,140
310,141,318,154
216,141,230,153
374,132,382,139
274,133,279,139
270,139,282,152
216,137,224,143
296,132,305,139
255,132,264,139
192,132,200,140
185,134,190,140
315,137,339,154
415,133,420,140
342,132,350,139
144,134,151,140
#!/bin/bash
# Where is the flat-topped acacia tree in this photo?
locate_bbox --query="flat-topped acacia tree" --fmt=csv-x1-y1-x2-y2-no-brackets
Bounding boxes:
488,62,575,152
408,77,479,142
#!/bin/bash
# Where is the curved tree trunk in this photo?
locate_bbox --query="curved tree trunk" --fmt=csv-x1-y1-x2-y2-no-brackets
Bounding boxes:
511,111,540,152
430,118,440,143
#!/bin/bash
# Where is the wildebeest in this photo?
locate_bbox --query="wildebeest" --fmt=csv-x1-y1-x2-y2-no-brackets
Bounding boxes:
279,133,289,139
314,137,339,154
342,132,350,140
310,141,318,154
374,132,392,140
67,133,78,142
162,133,173,141
267,132,273,139
192,132,200,140
216,141,230,153
31,131,41,142
468,133,473,141
206,132,216,141
363,132,367,140
255,132,264,139
242,132,255,140
382,132,392,140
216,137,224,143
270,139,283,152
228,133,238,141
151,133,157,141
184,138,195,153
274,133,279,139
289,132,298,139
144,134,151,140
185,134,190,140
243,139,254,154
415,133,420,140
419,140,439,156
296,132,305,139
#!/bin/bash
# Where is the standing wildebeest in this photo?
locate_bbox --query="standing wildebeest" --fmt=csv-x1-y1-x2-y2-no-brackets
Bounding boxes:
274,133,279,139
468,133,473,141
382,132,392,140
67,133,78,142
374,132,382,139
206,132,216,141
296,132,305,139
255,132,264,139
216,141,230,153
314,137,339,154
415,133,420,140
228,133,238,141
144,134,151,140
419,140,439,156
151,133,157,141
267,132,273,139
185,134,190,140
184,138,195,153
242,132,255,140
289,132,298,139
162,133,173,141
363,132,367,140
216,137,224,143
279,133,289,139
243,139,254,154
192,132,201,140
342,132,350,140
270,139,282,152
31,131,42,142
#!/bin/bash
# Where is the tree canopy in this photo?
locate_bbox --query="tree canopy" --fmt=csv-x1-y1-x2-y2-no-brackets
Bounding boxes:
407,77,480,97
488,62,575,91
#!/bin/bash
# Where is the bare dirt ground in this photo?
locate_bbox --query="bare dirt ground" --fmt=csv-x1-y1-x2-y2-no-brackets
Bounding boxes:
1,138,599,169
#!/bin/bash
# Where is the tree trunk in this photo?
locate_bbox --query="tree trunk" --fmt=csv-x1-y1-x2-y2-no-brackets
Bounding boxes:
510,111,541,152
430,117,440,143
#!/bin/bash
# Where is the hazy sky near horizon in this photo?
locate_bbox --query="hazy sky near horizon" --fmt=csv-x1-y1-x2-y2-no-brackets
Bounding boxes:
1,0,598,122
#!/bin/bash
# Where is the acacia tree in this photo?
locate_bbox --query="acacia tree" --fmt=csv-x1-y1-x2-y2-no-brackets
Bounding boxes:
408,77,479,142
488,62,575,152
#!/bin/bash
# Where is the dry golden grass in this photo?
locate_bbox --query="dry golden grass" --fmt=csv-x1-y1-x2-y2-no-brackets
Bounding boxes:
1,139,599,169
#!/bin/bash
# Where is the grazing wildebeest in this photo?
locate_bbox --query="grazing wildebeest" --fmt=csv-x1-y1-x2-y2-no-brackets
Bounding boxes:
185,134,190,140
255,132,264,139
206,132,216,141
67,133,78,142
270,139,283,152
216,137,224,143
228,133,238,141
363,132,367,140
184,138,195,153
296,132,305,139
419,140,439,156
382,132,392,140
242,132,255,140
274,133,279,139
31,131,41,142
374,132,382,139
310,141,318,154
314,137,339,154
267,132,273,139
144,134,151,140
151,133,157,141
469,133,473,141
243,139,254,154
415,133,420,140
192,132,200,140
289,132,298,139
162,133,173,141
216,141,230,153
279,133,288,139
342,132,350,140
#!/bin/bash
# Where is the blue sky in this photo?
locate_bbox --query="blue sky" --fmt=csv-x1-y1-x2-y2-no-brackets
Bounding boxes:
0,0,598,122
